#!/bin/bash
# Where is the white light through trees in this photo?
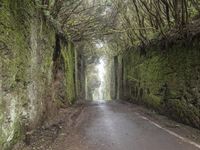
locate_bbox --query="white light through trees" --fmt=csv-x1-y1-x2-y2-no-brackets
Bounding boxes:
97,58,106,100
95,42,104,49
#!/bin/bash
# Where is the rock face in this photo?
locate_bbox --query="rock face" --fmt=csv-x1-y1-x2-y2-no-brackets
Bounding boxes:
123,43,200,129
0,0,75,149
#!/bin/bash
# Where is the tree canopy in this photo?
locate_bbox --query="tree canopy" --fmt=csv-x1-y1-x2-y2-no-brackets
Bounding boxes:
35,0,200,54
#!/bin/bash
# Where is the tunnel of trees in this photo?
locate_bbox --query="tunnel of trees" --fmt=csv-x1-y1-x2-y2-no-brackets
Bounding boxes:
0,0,200,149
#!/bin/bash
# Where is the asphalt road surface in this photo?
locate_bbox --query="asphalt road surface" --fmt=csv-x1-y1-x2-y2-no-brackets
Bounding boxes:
79,101,200,150
19,101,200,150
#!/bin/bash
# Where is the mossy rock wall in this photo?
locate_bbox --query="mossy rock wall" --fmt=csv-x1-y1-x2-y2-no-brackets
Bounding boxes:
0,0,76,149
61,41,76,105
124,43,200,129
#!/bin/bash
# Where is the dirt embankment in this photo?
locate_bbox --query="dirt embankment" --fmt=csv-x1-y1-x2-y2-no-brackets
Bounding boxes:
13,103,86,150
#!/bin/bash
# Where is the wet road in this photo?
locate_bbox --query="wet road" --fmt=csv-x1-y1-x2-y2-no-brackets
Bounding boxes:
80,102,200,150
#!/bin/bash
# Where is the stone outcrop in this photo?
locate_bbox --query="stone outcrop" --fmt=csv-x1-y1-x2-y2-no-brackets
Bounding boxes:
0,1,76,149
123,41,200,129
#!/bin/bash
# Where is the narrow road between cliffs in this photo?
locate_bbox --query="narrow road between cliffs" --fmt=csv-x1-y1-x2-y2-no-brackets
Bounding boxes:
18,101,200,150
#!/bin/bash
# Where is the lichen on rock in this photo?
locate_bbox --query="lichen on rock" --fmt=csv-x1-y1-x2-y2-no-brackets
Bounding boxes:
0,0,65,149
124,43,200,129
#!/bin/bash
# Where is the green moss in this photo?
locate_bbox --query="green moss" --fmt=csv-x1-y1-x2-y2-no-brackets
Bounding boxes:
143,94,161,110
1,121,22,150
0,0,56,149
124,43,200,129
164,99,200,128
61,42,76,104
7,0,34,31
